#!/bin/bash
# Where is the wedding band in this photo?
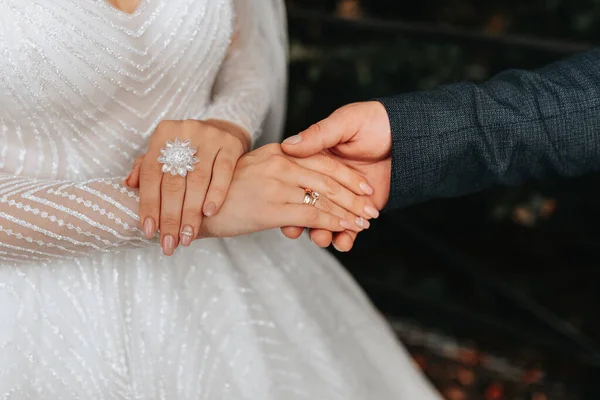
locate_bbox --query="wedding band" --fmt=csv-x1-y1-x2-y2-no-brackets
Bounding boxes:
157,138,199,177
309,191,320,206
303,191,313,205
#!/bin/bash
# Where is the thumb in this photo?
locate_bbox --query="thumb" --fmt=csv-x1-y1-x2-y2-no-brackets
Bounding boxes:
281,106,355,157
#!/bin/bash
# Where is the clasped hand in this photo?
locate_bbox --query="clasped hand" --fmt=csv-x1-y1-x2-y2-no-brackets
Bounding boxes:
125,119,379,255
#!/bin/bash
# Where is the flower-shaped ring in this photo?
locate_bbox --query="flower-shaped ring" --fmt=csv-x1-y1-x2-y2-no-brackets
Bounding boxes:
157,138,199,177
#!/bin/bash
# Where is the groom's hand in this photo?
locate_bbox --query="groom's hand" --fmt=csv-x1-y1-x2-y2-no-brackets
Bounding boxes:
281,101,393,252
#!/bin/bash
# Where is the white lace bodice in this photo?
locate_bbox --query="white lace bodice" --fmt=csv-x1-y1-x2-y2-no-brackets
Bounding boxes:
0,0,284,263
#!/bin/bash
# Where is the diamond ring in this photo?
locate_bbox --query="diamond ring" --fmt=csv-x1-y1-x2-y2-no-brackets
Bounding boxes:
157,138,199,177
309,191,320,206
303,189,320,207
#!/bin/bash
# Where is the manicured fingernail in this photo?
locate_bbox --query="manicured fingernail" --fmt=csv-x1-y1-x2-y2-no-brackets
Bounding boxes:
364,205,379,219
180,225,194,246
283,135,301,145
143,217,155,239
203,202,217,217
124,170,133,186
340,219,354,230
355,217,365,228
332,243,343,252
359,182,374,195
162,235,175,256
364,219,371,229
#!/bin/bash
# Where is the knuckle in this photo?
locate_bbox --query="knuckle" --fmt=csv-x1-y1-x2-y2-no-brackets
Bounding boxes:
161,178,184,194
308,122,323,136
160,214,180,228
187,171,210,186
269,154,290,171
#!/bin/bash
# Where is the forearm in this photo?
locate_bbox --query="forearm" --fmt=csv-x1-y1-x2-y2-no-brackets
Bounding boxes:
380,49,600,210
0,174,152,263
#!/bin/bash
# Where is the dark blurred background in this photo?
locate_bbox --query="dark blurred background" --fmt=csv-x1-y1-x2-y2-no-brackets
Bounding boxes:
283,1,600,399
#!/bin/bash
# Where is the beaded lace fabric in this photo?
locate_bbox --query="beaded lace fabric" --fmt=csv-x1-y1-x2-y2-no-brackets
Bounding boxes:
0,0,441,398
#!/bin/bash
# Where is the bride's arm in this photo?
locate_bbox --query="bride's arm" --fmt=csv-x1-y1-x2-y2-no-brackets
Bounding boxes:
0,174,150,263
0,154,359,263
202,0,284,144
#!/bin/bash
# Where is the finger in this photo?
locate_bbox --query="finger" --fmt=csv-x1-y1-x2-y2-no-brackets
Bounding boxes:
281,105,357,157
280,226,335,248
159,173,186,256
292,153,375,196
280,226,304,240
287,187,368,232
203,148,239,217
180,149,217,247
287,164,376,222
331,230,358,252
279,204,344,232
309,229,333,248
138,157,163,239
125,157,144,188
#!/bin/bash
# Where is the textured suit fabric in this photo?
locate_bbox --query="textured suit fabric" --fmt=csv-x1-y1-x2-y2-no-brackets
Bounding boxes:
378,49,600,211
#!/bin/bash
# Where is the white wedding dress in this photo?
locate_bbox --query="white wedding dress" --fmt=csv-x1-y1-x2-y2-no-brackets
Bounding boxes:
0,0,441,398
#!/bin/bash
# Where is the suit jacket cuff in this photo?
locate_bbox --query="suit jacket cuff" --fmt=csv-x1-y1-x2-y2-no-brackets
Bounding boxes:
376,92,484,211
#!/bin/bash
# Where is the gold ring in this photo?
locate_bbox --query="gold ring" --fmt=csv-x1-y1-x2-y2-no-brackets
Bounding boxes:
303,190,313,205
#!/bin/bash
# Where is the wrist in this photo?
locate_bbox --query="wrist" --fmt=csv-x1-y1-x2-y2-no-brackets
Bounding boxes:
203,119,252,153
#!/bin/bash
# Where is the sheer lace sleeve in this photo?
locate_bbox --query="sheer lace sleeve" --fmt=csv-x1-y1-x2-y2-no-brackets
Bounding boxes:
203,0,288,146
0,174,150,263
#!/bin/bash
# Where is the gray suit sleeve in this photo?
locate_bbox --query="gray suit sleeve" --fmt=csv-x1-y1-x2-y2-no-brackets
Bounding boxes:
378,49,600,210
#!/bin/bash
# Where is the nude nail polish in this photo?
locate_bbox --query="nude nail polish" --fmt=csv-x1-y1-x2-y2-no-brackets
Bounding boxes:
203,202,217,217
162,235,175,256
180,226,194,246
143,217,155,239
359,182,374,195
364,205,379,219
355,217,365,228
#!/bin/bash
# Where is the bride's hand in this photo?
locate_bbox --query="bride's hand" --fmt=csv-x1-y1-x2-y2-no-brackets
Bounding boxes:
127,144,379,242
134,119,250,255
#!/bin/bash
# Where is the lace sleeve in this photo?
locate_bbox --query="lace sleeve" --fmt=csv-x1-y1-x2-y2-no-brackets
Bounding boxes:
0,174,151,263
203,0,288,146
